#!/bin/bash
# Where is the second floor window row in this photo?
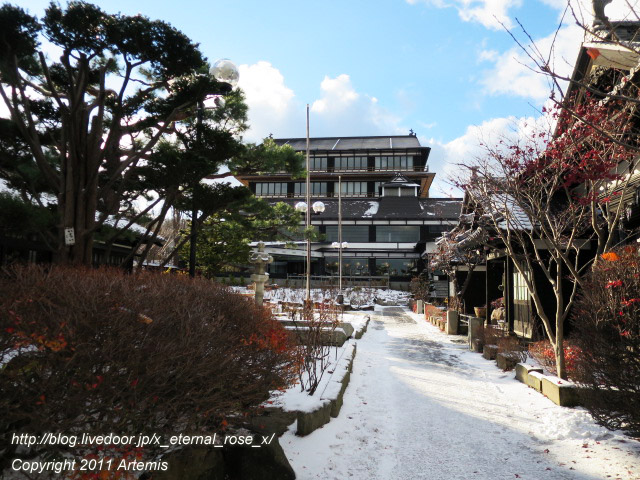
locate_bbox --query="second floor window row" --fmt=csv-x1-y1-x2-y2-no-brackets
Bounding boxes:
306,155,417,171
255,181,390,197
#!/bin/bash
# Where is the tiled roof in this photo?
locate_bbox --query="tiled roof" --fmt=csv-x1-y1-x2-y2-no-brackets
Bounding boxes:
382,173,420,188
274,135,424,151
467,189,534,231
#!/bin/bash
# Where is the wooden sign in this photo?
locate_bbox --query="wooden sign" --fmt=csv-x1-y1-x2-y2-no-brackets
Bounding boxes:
64,228,75,246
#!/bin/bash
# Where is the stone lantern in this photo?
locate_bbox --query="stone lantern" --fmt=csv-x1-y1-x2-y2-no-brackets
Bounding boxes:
249,242,273,306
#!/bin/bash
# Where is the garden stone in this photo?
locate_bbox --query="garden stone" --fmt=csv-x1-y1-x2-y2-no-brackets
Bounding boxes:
223,434,295,480
496,353,518,371
515,363,543,384
155,446,224,480
339,322,354,338
541,375,581,407
468,316,484,349
483,344,498,360
527,371,544,392
446,310,459,335
249,407,297,436
297,400,332,436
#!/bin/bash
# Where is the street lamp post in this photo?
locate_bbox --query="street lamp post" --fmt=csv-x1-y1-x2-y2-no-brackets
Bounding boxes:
295,199,325,304
294,104,327,306
339,175,343,292
188,59,239,278
331,174,347,303
305,104,311,302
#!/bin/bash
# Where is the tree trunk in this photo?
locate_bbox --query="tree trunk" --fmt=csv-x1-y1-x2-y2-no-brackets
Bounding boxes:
554,334,566,379
555,262,567,379
458,265,476,314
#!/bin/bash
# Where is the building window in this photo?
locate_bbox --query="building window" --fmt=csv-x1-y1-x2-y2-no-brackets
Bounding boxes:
340,181,368,197
269,261,288,274
375,258,416,276
513,269,531,301
375,156,414,171
294,182,328,196
428,225,449,234
375,226,420,242
325,257,369,275
310,157,327,171
313,182,328,195
256,182,288,197
325,225,369,242
334,156,368,171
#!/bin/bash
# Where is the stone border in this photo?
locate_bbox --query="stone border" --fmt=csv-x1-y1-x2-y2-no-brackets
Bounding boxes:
482,344,498,360
296,343,358,436
354,315,370,339
496,352,518,371
156,316,369,479
257,315,370,438
514,363,582,407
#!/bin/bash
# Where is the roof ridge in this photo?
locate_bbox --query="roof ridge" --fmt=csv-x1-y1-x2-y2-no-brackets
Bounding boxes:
274,135,420,141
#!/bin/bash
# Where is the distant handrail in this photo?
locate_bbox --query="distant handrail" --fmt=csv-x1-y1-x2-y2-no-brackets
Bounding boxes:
285,274,390,287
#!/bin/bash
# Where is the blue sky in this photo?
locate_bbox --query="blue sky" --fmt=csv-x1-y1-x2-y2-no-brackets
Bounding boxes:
12,0,640,195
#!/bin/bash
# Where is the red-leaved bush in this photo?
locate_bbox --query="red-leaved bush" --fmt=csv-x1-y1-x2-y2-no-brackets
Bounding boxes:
0,266,298,473
570,246,640,435
528,340,582,378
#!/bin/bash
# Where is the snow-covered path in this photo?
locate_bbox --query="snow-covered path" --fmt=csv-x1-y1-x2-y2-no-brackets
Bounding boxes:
281,306,640,480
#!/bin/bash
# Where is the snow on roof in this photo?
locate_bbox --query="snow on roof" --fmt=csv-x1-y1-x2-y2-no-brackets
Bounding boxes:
102,216,166,243
363,201,379,217
491,193,534,231
270,198,461,220
468,186,533,232
142,260,180,268
274,135,424,151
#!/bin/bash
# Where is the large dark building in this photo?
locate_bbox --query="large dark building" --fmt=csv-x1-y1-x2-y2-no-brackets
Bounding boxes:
236,134,462,290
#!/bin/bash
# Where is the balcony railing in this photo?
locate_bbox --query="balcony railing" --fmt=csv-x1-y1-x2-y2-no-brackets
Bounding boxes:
255,192,378,198
260,165,430,174
311,165,428,173
284,274,391,287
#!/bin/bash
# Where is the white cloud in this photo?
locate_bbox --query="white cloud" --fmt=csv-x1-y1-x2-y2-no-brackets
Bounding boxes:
478,0,640,102
236,63,563,202
478,49,499,62
407,0,640,105
540,0,640,23
237,61,302,142
408,0,640,31
310,74,406,136
458,0,522,29
425,112,555,196
480,23,583,101
407,0,522,30
238,63,408,141
311,75,359,113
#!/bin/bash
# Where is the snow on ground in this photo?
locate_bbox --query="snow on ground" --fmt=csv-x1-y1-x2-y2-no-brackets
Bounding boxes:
264,287,410,307
231,286,411,309
340,311,369,332
281,306,640,480
271,342,356,414
269,311,369,413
